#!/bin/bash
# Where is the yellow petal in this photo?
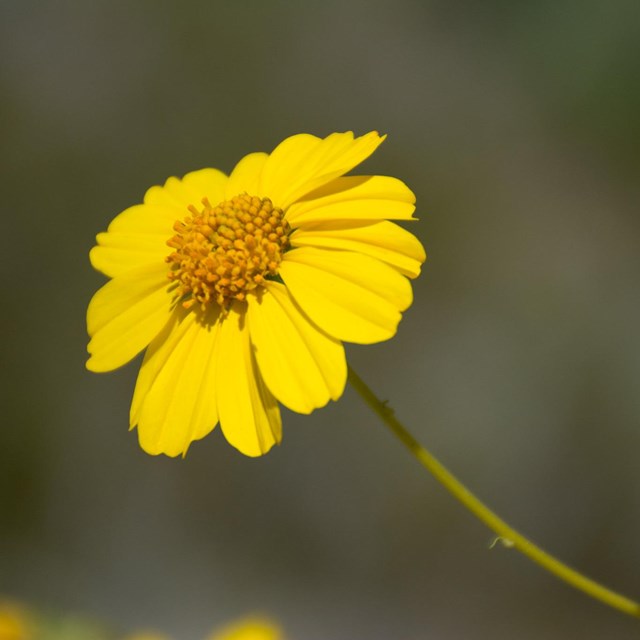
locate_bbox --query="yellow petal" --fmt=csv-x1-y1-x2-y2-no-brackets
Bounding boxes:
86,262,173,372
225,152,268,199
130,306,190,428
292,220,426,278
217,304,282,456
260,132,385,209
104,203,178,235
135,307,221,457
286,175,415,226
278,247,413,344
90,231,169,278
247,282,346,414
144,168,228,209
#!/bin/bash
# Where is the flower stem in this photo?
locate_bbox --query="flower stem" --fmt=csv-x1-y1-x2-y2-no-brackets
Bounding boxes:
347,365,640,618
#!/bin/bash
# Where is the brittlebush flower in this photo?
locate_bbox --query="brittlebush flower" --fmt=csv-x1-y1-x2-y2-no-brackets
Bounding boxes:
87,131,425,457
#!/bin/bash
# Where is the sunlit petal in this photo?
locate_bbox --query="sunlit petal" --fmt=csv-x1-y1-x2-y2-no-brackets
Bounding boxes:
135,307,221,457
260,132,385,209
90,231,169,278
286,175,415,226
292,220,426,278
279,247,412,344
217,304,282,457
248,283,346,413
144,168,228,209
86,263,173,372
225,152,268,199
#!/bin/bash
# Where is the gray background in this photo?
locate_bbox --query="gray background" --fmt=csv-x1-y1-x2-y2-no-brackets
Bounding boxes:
1,1,639,638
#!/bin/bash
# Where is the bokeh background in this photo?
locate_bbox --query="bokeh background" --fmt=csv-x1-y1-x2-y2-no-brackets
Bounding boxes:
2,1,640,638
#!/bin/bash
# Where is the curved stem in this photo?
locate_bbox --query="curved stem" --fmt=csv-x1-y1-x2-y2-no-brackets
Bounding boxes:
348,365,640,618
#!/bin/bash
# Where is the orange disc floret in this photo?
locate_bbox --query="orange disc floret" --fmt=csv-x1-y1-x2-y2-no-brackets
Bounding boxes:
166,194,290,310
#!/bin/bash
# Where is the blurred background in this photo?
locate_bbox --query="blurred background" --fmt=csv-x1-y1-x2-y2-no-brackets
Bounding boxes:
1,1,639,638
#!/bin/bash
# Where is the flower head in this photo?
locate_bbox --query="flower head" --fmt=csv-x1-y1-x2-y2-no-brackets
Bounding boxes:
87,132,425,457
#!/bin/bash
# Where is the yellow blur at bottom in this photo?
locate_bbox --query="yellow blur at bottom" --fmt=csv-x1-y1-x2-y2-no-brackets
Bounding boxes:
207,618,283,640
0,599,284,640
0,602,30,640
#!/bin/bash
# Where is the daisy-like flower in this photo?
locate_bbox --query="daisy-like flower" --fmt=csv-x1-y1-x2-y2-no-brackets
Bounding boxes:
87,132,425,457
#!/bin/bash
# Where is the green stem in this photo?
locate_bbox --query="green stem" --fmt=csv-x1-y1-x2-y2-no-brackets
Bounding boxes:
347,365,640,618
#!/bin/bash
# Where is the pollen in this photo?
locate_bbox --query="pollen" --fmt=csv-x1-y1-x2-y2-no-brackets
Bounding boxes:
166,194,290,311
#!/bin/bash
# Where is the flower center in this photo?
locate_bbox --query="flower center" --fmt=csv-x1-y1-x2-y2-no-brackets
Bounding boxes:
166,194,290,311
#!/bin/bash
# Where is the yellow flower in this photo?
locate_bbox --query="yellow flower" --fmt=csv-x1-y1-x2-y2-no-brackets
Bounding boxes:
207,617,282,640
87,131,425,457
